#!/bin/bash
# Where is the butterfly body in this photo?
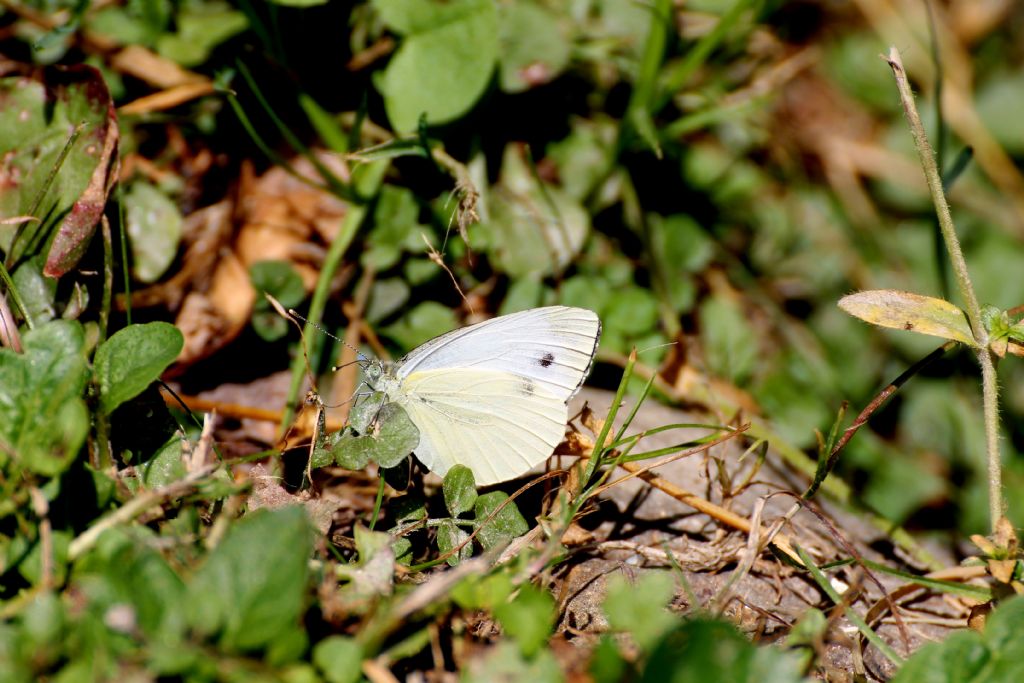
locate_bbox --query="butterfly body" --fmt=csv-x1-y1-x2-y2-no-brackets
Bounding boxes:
364,306,601,485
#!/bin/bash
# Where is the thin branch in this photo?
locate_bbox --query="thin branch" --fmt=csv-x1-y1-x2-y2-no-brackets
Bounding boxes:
68,464,216,561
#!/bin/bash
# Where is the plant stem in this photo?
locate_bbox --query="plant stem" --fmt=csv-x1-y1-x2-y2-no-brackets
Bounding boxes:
979,348,1003,527
278,160,389,436
885,47,1003,532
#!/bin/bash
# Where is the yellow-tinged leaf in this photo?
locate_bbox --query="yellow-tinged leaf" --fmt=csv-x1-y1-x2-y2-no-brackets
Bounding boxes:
838,290,976,346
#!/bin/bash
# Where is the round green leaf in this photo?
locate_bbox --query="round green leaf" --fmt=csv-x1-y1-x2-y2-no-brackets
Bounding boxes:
493,583,556,657
125,181,183,283
372,403,420,468
377,0,498,132
497,2,571,93
381,302,457,350
0,320,89,476
94,322,184,414
473,491,528,551
442,464,477,516
698,294,757,385
313,636,364,683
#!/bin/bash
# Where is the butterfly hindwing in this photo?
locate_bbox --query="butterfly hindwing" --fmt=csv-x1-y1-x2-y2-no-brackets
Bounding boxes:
394,368,567,485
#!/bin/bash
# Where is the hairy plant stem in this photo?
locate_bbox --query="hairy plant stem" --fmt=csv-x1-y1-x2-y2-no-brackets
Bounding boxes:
979,349,1003,528
886,47,1003,533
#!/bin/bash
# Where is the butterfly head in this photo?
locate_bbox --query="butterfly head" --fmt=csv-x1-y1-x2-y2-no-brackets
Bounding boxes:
363,359,385,388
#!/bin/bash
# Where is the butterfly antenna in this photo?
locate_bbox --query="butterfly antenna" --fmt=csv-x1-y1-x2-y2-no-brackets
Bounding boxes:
285,304,371,364
265,293,319,394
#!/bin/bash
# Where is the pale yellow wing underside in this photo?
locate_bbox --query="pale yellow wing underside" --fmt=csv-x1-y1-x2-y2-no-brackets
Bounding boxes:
393,367,568,485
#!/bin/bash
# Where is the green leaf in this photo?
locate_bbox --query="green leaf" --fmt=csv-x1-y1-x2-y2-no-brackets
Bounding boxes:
363,185,428,271
698,294,758,384
497,2,571,93
590,635,630,683
486,145,591,278
462,641,563,682
20,591,66,649
20,530,71,586
332,402,420,470
381,301,457,349
0,66,118,277
339,526,397,603
640,617,805,682
374,0,498,132
250,261,306,309
250,261,307,342
451,571,514,610
124,180,183,283
473,491,529,551
313,636,364,683
0,320,89,476
391,493,428,524
561,275,612,315
366,278,411,323
74,527,187,642
11,257,57,325
783,608,827,648
493,584,556,657
838,290,976,346
603,571,677,653
349,391,386,435
139,434,186,488
436,518,472,567
443,465,478,516
187,507,313,652
87,1,172,47
891,596,1024,682
156,2,248,67
976,72,1024,155
605,287,659,335
94,322,184,414
330,431,374,471
499,277,548,315
649,214,711,313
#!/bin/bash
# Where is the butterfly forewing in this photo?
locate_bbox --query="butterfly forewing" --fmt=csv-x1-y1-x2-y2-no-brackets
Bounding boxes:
394,306,601,403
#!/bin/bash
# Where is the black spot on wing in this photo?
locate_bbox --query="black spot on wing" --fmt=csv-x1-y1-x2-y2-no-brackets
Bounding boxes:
538,351,555,368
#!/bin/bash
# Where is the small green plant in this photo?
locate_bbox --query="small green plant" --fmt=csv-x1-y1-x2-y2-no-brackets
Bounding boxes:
838,49,1015,554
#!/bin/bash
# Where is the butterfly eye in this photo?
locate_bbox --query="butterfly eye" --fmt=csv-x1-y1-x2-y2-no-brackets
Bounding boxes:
365,363,382,384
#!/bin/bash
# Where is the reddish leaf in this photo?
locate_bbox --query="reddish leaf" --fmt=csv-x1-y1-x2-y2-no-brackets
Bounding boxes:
43,66,120,277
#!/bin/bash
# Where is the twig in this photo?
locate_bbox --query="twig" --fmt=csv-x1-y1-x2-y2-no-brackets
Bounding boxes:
68,464,216,561
29,488,52,588
616,456,799,563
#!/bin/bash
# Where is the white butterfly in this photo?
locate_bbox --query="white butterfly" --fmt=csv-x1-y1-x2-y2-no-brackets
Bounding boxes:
363,306,601,485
